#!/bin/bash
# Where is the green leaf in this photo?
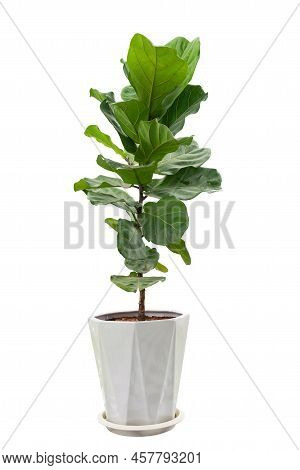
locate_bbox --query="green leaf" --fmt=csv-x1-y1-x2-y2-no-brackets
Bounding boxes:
96,155,156,185
117,219,148,260
89,89,114,102
105,218,119,231
160,85,207,135
162,37,200,110
135,119,192,164
84,125,127,158
147,167,222,200
117,219,159,273
89,90,136,152
121,58,129,79
167,239,191,265
125,248,159,273
127,34,188,119
157,141,210,175
112,100,148,142
121,85,137,101
96,154,127,172
111,275,165,292
99,99,137,153
166,37,200,84
142,196,189,246
74,175,129,192
155,262,168,273
117,163,157,185
86,187,136,214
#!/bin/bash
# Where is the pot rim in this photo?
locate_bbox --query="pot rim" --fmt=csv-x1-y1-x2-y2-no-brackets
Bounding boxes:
89,310,189,324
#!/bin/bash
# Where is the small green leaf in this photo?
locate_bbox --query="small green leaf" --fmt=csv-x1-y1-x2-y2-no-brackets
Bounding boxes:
142,196,189,246
127,34,188,118
147,167,222,200
135,119,192,164
89,89,136,152
121,58,129,79
167,239,191,265
99,99,137,153
84,125,127,158
157,141,210,175
113,100,148,142
121,85,137,101
74,175,129,192
160,85,207,135
96,154,127,172
155,262,168,273
111,275,165,292
89,89,114,102
105,218,119,231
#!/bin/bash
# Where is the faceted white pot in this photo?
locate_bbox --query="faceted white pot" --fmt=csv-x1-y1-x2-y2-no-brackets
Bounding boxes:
89,311,189,432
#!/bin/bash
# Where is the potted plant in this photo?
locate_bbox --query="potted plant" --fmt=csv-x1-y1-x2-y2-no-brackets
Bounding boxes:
75,33,221,436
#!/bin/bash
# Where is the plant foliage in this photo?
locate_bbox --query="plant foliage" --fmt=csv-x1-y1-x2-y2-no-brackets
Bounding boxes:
75,33,222,308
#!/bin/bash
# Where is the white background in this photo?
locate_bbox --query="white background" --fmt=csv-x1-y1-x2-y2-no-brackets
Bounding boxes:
1,0,300,468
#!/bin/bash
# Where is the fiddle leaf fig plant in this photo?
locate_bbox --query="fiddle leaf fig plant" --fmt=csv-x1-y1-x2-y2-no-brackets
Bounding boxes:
75,33,222,318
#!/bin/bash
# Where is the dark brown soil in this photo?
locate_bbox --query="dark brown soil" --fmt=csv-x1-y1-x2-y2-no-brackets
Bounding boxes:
109,315,173,322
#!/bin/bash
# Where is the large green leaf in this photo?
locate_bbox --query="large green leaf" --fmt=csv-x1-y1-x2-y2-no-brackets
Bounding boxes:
111,275,165,292
147,167,222,200
167,239,191,265
74,174,129,192
86,187,136,214
127,34,188,119
160,85,207,135
112,100,148,142
135,120,192,164
96,155,156,185
142,196,189,245
121,85,137,101
85,125,127,158
166,37,200,83
157,141,210,175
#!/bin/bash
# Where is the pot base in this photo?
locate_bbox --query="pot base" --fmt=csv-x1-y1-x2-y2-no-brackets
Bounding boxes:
98,409,183,437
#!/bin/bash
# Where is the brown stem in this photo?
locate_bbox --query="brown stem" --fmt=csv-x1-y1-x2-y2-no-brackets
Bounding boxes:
138,279,145,318
137,185,146,319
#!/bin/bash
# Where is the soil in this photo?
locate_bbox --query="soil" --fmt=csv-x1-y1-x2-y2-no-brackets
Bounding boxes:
109,315,174,322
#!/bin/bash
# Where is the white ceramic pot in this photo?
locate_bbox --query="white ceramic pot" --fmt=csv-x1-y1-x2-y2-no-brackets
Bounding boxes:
89,311,189,430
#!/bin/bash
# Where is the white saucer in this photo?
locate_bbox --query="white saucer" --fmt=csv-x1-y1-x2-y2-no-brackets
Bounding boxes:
98,409,184,437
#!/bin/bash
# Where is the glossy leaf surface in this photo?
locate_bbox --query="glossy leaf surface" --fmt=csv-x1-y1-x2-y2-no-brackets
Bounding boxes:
142,196,189,245
147,167,222,200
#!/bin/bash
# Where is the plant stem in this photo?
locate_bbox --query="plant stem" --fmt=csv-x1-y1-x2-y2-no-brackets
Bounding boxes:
137,185,146,319
138,276,145,318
